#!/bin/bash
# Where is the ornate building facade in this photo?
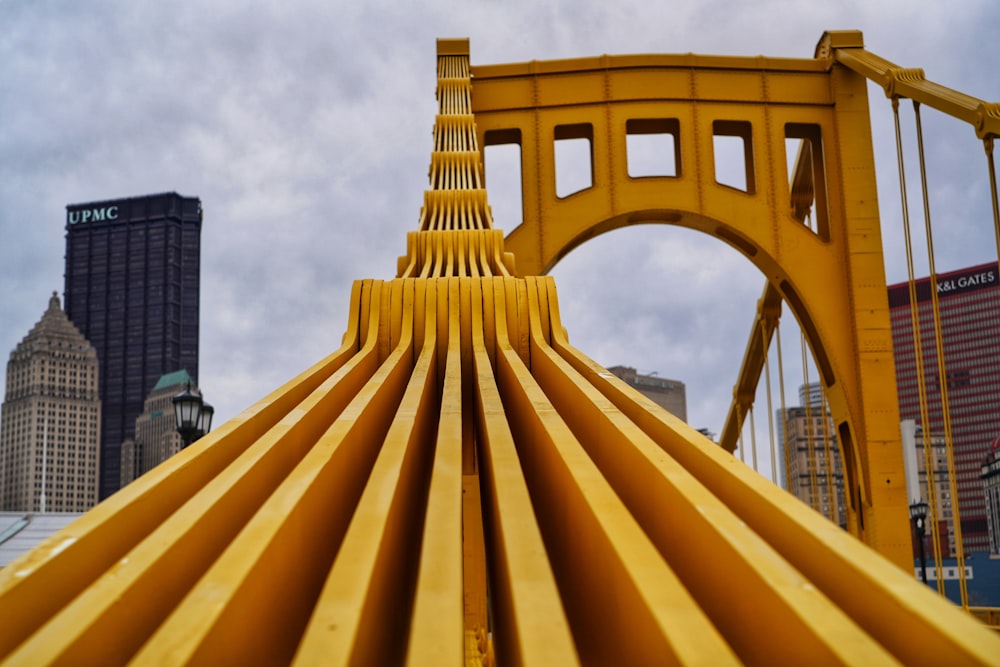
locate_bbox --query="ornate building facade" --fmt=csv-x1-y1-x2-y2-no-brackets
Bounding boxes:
0,293,100,511
120,369,194,487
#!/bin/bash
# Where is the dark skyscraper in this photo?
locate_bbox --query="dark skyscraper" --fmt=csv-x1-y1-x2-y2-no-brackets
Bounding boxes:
64,192,202,499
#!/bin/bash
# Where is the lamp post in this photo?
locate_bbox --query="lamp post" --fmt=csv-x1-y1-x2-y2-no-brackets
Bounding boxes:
173,382,212,448
909,500,930,584
196,401,214,440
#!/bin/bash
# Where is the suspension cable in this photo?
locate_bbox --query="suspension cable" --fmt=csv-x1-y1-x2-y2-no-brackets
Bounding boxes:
762,322,778,484
909,101,948,593
820,385,838,524
801,334,820,516
988,137,1000,263
737,404,746,464
913,101,969,607
749,406,759,473
893,96,947,594
776,325,794,497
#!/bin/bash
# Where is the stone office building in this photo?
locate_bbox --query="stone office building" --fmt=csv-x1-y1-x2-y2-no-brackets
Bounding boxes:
0,293,100,512
606,366,687,422
120,369,196,487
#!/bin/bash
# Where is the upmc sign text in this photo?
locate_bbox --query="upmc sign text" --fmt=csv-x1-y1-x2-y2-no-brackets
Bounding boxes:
68,206,119,224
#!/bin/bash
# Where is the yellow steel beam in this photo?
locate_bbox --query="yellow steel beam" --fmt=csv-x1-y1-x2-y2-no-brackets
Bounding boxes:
817,30,1000,140
492,276,741,665
719,280,783,453
405,279,467,665
469,277,578,664
289,281,436,665
133,280,417,665
526,276,895,664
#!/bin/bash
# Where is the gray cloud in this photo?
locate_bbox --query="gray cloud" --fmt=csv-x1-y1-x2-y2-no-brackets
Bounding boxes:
1,0,997,464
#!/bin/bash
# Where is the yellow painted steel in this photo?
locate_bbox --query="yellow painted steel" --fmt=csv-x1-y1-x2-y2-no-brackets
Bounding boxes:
468,31,935,563
720,281,783,453
818,31,1000,141
0,34,998,666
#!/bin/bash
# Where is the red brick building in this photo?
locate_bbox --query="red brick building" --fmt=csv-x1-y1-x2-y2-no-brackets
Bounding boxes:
888,262,1000,553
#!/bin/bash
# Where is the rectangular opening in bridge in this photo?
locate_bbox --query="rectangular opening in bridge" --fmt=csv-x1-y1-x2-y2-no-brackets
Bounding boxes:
784,123,830,241
712,120,755,194
483,128,524,228
625,118,680,178
554,123,594,198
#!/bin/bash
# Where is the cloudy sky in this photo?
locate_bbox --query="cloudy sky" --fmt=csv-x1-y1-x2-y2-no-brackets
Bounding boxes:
2,0,997,473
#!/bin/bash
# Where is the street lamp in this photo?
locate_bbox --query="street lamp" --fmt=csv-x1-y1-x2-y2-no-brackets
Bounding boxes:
909,500,930,584
173,382,211,448
197,401,214,439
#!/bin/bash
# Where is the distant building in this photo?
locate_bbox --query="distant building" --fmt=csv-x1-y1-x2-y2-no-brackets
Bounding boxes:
780,390,959,549
120,370,194,487
798,383,824,409
64,192,202,499
778,400,846,528
901,420,954,556
606,366,687,422
983,438,1000,555
0,293,100,511
888,261,1000,553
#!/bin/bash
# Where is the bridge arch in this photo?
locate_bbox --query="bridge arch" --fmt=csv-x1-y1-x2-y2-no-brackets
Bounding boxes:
528,206,867,531
472,37,909,558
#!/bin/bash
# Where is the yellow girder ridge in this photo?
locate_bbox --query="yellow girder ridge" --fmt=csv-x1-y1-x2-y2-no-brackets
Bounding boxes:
0,34,998,666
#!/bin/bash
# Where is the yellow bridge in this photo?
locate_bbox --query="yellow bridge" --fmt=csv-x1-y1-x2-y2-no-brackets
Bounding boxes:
2,31,999,665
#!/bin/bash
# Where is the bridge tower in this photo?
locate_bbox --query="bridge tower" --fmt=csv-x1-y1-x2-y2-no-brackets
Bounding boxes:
471,30,908,558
